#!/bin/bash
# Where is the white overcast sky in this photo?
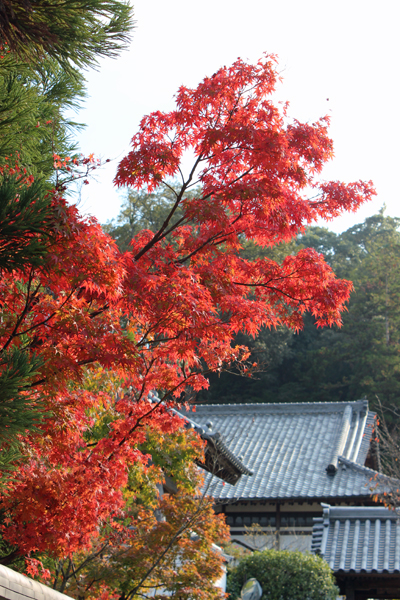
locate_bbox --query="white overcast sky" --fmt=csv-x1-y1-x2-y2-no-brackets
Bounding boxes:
75,0,400,233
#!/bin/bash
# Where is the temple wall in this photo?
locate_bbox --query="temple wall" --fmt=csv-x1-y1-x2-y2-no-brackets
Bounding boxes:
222,500,322,553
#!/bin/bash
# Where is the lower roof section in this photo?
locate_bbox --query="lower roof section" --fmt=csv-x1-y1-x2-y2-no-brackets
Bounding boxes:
312,503,400,574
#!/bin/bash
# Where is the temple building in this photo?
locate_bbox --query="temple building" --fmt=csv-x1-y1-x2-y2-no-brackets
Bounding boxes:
183,399,384,552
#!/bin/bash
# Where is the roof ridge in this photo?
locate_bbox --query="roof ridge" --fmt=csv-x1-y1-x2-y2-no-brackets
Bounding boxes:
327,405,353,473
321,503,398,519
194,399,369,414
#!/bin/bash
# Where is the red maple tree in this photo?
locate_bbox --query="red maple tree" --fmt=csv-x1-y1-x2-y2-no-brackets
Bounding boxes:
0,55,375,574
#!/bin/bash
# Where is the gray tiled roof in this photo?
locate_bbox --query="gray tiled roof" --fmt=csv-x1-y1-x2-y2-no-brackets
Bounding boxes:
312,504,400,573
182,400,379,501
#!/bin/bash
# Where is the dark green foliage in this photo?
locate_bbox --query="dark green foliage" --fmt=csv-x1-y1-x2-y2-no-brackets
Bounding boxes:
0,348,45,443
0,533,24,567
198,326,294,404
0,0,133,70
0,348,47,486
294,226,339,265
0,176,54,480
0,58,84,476
0,175,54,272
279,212,400,414
227,549,338,600
0,51,91,463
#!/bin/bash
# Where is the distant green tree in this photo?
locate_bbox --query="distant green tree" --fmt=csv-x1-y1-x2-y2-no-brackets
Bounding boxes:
198,237,310,404
105,189,298,404
301,211,400,412
104,184,194,252
198,325,294,404
106,195,400,416
227,549,338,600
266,213,400,415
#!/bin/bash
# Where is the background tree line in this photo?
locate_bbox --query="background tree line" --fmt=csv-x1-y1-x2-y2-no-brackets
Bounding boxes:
106,191,400,418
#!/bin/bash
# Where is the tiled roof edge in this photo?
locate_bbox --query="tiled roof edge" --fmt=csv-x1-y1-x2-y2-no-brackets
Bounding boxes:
312,503,400,573
311,513,328,556
202,431,253,477
175,409,253,477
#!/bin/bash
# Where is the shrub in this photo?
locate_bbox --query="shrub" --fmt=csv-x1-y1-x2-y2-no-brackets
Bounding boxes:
227,549,338,600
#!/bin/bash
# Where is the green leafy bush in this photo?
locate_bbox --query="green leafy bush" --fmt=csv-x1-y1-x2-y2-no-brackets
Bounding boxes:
227,549,338,600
